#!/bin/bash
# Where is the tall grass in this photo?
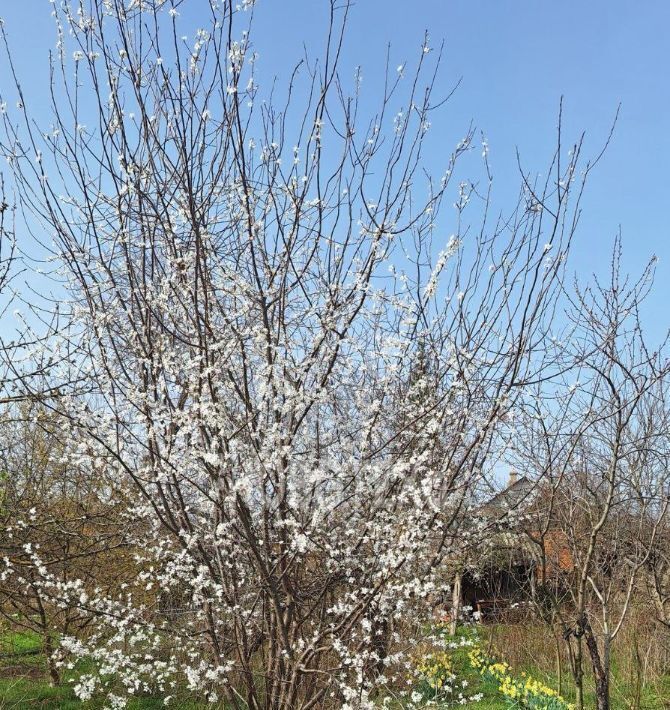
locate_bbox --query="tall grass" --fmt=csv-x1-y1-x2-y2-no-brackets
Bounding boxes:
485,607,670,709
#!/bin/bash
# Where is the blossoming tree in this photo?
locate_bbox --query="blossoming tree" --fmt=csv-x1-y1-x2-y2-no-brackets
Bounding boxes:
0,1,594,707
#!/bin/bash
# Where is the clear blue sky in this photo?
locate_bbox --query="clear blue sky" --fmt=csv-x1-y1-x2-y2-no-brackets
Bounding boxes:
1,0,669,341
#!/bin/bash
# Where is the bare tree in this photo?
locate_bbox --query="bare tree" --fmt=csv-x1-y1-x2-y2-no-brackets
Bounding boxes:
511,242,670,710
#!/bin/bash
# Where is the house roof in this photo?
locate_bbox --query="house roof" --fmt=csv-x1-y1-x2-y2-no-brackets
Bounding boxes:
480,475,535,517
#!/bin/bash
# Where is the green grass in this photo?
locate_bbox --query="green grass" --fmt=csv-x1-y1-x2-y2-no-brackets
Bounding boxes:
0,673,209,710
0,629,43,657
510,656,670,710
482,623,670,710
0,630,75,709
448,642,506,708
0,628,212,709
0,627,506,709
2,625,668,708
404,627,508,708
409,624,668,708
0,626,505,710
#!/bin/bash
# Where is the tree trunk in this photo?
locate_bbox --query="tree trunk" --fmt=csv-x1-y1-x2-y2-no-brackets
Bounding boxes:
43,633,61,687
554,629,562,697
572,635,585,710
582,617,610,710
631,633,642,710
450,571,462,635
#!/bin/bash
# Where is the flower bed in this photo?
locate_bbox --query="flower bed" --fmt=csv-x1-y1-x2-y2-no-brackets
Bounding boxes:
468,646,573,709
